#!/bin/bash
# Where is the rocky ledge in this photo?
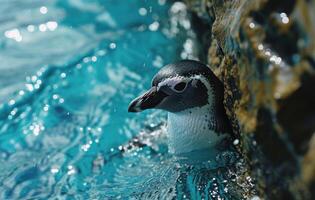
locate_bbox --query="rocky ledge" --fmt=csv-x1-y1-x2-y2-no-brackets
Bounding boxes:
186,0,315,199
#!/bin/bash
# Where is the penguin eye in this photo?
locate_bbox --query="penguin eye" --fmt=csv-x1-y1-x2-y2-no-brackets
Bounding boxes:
173,82,187,92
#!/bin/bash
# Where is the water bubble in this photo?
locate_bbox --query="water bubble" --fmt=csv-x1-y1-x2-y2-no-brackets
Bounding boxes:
50,166,59,174
76,64,82,69
249,22,255,29
33,84,40,90
81,143,91,151
43,104,49,112
139,8,147,16
233,139,239,145
270,55,277,62
149,21,159,31
83,57,90,63
67,165,76,175
109,43,116,49
27,25,35,32
60,73,66,78
39,24,47,32
37,69,44,76
91,56,97,62
265,50,271,56
10,108,17,116
25,84,34,91
46,21,58,31
275,57,282,65
52,94,59,99
280,12,289,24
8,99,15,106
31,76,38,82
4,28,22,42
32,123,44,136
97,50,106,56
39,6,48,14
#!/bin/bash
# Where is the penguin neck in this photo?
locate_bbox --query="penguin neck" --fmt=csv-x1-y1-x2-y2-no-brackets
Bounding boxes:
167,103,228,154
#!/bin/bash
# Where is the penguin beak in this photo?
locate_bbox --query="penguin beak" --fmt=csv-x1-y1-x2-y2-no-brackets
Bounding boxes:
128,86,168,112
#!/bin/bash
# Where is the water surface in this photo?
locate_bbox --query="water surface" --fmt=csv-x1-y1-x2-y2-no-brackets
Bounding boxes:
0,1,255,199
0,0,201,199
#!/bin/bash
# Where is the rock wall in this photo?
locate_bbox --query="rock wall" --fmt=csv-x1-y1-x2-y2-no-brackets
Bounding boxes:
186,0,315,199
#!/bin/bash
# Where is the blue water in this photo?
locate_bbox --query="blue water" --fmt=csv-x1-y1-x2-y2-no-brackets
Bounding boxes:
0,0,255,199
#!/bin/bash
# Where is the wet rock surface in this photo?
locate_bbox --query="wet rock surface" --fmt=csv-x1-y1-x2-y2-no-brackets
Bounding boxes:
186,0,315,199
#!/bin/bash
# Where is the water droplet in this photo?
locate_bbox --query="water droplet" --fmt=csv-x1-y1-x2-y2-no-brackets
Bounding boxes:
67,165,76,175
76,64,82,69
60,73,66,78
149,21,159,31
32,123,44,136
4,28,22,42
52,94,59,99
10,108,17,116
18,90,25,96
249,22,255,29
109,43,116,49
43,104,49,112
27,25,35,32
139,8,147,16
265,50,271,56
280,12,289,24
39,6,48,14
91,56,97,62
83,57,90,63
39,24,47,32
46,21,58,31
50,166,59,174
8,99,15,106
25,84,34,91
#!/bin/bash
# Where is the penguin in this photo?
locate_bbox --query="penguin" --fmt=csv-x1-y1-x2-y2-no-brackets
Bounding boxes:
96,62,248,199
128,60,233,154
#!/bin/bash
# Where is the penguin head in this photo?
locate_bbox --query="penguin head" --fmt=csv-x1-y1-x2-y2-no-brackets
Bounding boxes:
128,60,223,113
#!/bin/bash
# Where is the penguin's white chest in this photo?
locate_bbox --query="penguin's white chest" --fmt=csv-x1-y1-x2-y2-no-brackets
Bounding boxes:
167,105,227,154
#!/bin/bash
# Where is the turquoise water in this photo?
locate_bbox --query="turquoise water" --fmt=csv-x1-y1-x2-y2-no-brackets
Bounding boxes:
0,0,254,199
